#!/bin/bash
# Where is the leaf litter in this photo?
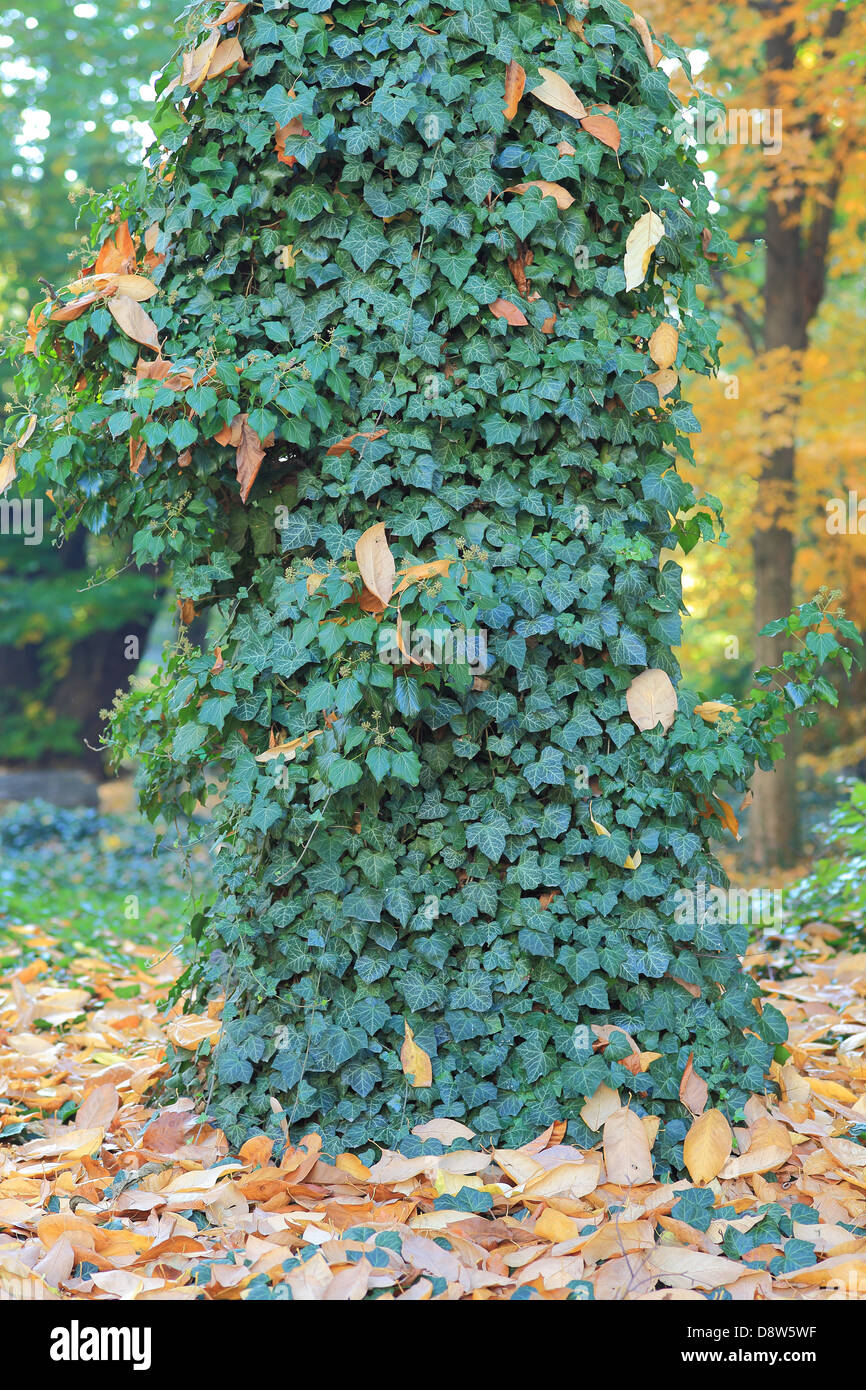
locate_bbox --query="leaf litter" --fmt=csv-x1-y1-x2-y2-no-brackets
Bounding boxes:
1,917,865,1301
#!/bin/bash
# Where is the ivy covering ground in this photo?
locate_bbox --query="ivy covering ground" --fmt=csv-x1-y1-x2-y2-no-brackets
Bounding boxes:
4,0,859,1158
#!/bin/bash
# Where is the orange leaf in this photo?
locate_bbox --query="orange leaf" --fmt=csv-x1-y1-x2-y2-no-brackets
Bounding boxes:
504,180,574,210
713,793,741,839
507,248,533,296
679,1051,708,1117
23,304,47,354
208,36,245,79
275,116,311,165
50,292,101,323
325,428,387,456
489,298,528,327
180,31,220,92
94,220,135,276
211,2,248,27
579,113,621,151
503,60,526,120
129,437,146,475
236,417,271,502
400,1022,432,1088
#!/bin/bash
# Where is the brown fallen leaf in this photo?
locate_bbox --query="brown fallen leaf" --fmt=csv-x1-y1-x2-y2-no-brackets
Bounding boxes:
107,294,161,353
683,1108,733,1183
180,31,220,92
603,1108,654,1185
50,293,101,324
213,412,274,502
207,35,244,78
275,116,311,166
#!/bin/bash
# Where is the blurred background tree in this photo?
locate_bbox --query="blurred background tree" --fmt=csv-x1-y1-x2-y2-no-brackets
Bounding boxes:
0,0,179,773
647,0,866,868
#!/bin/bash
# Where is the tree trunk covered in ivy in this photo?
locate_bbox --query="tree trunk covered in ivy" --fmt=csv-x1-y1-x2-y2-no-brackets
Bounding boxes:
13,0,857,1166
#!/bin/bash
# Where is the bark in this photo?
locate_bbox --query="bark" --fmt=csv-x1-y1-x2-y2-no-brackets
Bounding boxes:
746,4,843,871
748,191,806,870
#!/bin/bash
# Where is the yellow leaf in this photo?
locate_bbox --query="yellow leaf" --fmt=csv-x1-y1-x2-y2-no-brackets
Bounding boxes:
0,448,16,495
643,367,678,402
623,210,664,292
626,668,678,732
254,730,321,762
355,521,396,609
433,1170,488,1197
683,1108,733,1183
589,801,610,836
534,1207,581,1241
335,1153,372,1181
530,67,587,121
393,556,458,596
641,1114,660,1149
580,1083,621,1131
624,849,642,869
694,700,741,724
648,322,679,369
603,1108,653,1185
165,1015,223,1050
400,1021,432,1088
809,1078,858,1104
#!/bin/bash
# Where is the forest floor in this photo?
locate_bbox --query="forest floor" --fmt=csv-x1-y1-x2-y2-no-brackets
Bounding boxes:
1,799,865,1301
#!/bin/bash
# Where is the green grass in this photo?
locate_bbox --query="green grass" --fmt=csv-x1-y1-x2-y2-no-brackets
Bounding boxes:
0,799,212,971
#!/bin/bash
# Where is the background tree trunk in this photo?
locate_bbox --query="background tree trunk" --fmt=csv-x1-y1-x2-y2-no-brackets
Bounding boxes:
747,191,806,870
